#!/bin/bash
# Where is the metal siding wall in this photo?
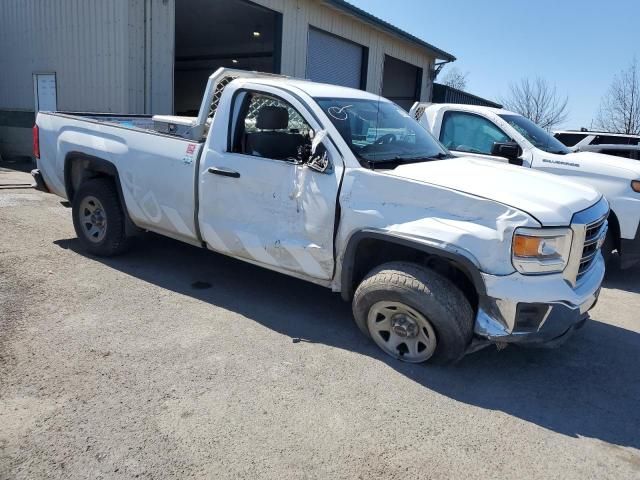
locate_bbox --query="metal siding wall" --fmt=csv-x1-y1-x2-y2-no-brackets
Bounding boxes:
249,0,435,100
0,0,142,113
128,1,146,113
432,84,502,108
149,0,174,114
0,0,435,113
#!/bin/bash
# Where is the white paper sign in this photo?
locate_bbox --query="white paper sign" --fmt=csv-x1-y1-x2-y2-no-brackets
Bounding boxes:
34,74,57,112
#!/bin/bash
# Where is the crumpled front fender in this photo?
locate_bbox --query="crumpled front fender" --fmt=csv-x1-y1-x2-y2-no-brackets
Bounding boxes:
333,168,539,294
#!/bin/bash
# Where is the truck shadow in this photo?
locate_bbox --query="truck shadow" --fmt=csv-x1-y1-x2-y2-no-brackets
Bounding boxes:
54,234,640,451
0,156,35,173
603,259,640,294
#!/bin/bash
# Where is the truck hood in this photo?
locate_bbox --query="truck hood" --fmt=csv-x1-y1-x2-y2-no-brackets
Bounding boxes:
386,157,601,226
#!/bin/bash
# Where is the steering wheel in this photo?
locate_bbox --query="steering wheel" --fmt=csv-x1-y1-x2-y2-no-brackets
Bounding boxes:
374,133,397,145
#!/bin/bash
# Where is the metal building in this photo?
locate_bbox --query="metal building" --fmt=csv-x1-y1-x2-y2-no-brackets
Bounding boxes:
431,83,502,108
0,0,455,158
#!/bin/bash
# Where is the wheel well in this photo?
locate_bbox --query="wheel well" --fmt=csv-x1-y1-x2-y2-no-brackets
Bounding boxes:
64,153,140,236
65,152,118,202
344,237,480,312
607,210,621,252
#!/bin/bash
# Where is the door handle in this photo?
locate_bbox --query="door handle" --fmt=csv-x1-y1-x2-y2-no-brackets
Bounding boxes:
207,166,240,178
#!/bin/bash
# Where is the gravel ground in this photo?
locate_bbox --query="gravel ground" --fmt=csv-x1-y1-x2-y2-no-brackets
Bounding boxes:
1,166,639,479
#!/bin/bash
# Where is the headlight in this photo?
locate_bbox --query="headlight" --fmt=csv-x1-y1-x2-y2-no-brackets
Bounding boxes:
512,227,573,274
632,180,640,193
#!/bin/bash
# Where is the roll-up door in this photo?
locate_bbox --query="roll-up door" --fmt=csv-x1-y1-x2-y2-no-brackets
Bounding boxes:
306,27,365,89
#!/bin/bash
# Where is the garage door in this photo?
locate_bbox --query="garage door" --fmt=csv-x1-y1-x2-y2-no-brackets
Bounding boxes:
306,27,365,89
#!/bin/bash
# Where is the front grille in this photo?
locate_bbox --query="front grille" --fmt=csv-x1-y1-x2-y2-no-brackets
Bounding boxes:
577,215,607,279
565,197,609,286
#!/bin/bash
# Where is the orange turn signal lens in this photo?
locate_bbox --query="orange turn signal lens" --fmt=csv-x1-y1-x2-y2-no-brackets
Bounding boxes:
632,180,640,193
513,235,542,257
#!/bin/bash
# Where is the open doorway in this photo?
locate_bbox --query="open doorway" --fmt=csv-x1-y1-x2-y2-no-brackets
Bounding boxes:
174,0,281,115
381,55,423,111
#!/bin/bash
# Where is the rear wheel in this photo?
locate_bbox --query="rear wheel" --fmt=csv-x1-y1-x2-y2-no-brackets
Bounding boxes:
72,178,130,256
352,261,474,364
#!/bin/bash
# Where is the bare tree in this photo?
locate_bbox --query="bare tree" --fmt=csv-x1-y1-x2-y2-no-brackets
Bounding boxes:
441,68,468,91
594,58,640,134
501,77,569,130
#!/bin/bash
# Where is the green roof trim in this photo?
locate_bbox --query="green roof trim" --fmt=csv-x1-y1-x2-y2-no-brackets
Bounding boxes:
325,0,456,61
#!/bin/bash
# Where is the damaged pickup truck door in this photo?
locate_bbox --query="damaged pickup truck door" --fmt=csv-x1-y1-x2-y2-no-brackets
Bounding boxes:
198,86,344,281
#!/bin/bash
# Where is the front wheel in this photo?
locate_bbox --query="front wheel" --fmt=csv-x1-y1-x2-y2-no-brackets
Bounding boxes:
352,262,474,364
72,178,130,256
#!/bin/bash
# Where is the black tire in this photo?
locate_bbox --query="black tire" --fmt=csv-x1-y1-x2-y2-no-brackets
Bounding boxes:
72,178,130,256
352,261,474,365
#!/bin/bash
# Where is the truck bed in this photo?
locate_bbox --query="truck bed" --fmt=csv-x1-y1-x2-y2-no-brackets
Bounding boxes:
36,110,205,246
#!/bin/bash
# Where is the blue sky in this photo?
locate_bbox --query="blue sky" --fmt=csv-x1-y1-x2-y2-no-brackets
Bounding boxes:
349,0,639,129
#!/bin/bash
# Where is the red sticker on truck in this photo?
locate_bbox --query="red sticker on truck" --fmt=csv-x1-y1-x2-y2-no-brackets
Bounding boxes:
186,144,196,155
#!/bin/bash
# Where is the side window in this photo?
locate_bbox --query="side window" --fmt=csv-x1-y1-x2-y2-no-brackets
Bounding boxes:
554,132,588,147
440,111,510,155
604,149,634,159
593,135,632,145
233,93,312,161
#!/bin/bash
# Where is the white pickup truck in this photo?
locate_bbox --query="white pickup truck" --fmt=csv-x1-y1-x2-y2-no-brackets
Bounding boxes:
32,69,608,364
411,103,640,268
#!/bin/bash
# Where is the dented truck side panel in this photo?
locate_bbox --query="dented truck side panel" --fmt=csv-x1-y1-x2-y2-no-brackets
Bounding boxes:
197,82,345,283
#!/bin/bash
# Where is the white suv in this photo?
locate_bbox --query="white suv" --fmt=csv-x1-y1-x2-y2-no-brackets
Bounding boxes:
554,130,640,150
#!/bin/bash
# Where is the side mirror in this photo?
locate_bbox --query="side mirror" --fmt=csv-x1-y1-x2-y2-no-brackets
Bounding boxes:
298,130,332,173
306,141,331,173
491,141,522,165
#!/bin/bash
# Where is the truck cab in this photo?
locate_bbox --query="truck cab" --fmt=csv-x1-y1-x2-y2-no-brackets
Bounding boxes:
412,103,640,268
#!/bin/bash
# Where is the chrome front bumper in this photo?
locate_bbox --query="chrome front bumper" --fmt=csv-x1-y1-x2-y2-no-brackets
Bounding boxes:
473,252,605,346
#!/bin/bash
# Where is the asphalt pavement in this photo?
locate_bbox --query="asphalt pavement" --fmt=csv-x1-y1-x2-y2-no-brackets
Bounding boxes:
1,165,639,479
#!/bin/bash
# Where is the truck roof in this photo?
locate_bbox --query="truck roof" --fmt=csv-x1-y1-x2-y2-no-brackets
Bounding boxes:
554,130,640,138
579,144,640,151
426,103,517,116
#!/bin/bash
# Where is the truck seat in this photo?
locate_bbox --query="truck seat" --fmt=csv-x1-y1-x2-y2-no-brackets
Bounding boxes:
246,106,305,160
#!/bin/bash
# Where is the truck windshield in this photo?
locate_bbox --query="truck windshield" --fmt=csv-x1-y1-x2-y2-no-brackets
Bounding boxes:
499,114,571,155
314,98,451,166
